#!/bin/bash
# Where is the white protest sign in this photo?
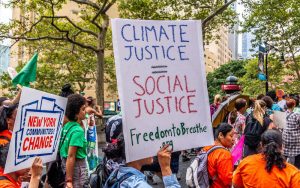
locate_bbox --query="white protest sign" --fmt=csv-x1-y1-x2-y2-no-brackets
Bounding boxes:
5,87,67,173
273,111,287,129
112,19,214,162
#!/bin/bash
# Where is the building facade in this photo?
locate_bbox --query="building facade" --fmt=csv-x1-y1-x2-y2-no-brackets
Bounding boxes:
242,31,257,59
0,45,10,74
228,2,239,60
204,26,232,73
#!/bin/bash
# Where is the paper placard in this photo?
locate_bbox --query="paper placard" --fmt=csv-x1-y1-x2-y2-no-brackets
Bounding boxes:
111,19,214,162
5,87,67,173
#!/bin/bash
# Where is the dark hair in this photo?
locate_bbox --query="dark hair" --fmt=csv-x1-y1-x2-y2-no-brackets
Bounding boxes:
262,96,274,109
59,83,74,97
213,123,233,140
266,90,277,101
86,96,94,106
102,134,126,160
229,98,247,124
286,99,296,109
0,104,18,132
292,96,299,107
65,94,86,121
0,97,9,106
257,94,265,100
261,130,286,173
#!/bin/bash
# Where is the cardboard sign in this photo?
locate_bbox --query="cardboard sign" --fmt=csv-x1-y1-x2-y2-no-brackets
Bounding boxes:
273,111,287,129
111,19,214,162
5,87,67,173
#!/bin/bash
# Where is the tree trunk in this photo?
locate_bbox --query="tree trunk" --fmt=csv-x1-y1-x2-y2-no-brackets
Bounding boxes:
95,50,104,114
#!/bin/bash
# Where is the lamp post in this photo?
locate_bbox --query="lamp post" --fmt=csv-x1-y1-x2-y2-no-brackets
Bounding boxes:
264,43,285,94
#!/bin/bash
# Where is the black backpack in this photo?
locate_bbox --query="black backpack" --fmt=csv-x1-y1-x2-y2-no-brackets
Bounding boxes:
244,114,267,149
47,125,75,188
84,157,111,188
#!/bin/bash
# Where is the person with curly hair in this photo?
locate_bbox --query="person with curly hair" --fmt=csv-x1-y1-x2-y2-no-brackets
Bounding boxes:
233,130,300,187
59,94,87,188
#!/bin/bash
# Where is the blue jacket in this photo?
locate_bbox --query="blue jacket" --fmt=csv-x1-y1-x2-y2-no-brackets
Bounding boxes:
105,166,181,188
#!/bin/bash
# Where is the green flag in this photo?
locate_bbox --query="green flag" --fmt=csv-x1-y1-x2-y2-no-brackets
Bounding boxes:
12,52,38,87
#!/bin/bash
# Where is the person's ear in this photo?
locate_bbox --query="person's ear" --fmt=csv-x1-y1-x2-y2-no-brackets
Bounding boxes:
218,132,224,140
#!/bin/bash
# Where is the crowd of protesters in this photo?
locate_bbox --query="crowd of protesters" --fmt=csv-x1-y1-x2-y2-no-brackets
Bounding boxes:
0,84,300,188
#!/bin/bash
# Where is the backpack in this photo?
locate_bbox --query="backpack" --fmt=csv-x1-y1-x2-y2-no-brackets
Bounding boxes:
47,124,76,188
84,157,111,188
186,146,224,188
244,114,267,149
103,169,133,188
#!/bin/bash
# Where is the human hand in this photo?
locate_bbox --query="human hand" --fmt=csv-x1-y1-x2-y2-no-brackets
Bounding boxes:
66,182,73,188
157,145,172,177
30,157,43,178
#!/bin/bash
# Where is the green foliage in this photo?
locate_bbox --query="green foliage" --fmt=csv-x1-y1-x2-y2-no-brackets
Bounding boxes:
118,0,238,42
242,0,300,81
206,60,247,102
239,57,292,97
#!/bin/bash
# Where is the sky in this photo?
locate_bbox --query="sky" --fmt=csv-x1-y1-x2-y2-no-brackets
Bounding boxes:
0,0,244,52
0,0,12,46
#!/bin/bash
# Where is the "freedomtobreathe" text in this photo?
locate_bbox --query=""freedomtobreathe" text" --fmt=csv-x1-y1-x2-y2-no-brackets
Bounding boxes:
129,122,207,146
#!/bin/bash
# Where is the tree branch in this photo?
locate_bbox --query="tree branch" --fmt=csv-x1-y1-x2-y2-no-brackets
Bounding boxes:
70,0,100,9
103,0,116,13
202,0,237,28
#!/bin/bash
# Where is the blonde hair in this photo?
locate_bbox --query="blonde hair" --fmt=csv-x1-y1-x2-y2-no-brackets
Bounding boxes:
253,100,266,125
214,94,222,104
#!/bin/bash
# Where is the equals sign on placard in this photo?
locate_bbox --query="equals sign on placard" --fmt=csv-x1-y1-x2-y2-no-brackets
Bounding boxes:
151,65,168,74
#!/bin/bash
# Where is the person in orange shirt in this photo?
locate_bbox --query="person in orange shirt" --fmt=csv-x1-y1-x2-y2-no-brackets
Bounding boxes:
203,123,235,188
0,104,43,188
233,130,300,188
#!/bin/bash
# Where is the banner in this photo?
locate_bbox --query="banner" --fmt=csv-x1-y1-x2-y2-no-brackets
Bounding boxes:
111,19,214,162
5,87,67,173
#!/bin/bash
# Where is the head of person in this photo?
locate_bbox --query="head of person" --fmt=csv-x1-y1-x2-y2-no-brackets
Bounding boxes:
104,115,153,168
261,130,286,173
253,100,267,125
229,98,247,124
0,104,18,132
214,94,222,105
286,99,296,111
65,94,86,122
86,96,95,107
0,97,10,107
214,123,234,149
292,96,299,107
59,83,74,97
266,90,277,102
262,96,274,109
257,94,265,100
103,134,153,168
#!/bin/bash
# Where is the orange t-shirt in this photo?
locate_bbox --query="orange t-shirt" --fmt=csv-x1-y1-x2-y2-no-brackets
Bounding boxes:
0,130,19,188
0,130,12,145
0,169,21,188
233,154,300,187
203,145,233,188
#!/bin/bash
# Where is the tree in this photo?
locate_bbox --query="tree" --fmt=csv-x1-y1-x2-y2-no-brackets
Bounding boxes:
118,0,238,42
0,40,97,95
0,0,117,109
241,0,300,81
206,60,247,102
239,57,288,97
